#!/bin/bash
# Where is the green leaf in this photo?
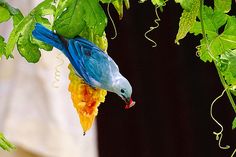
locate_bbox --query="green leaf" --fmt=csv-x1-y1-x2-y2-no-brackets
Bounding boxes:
100,0,116,3
138,0,147,3
3,4,23,26
17,17,52,62
219,17,236,50
214,0,231,13
175,0,193,11
53,0,86,38
30,15,53,51
218,50,236,86
11,9,24,26
83,0,107,36
233,117,236,130
111,0,130,19
0,133,15,151
5,22,23,58
124,0,130,9
0,6,10,23
0,36,6,58
6,0,54,62
0,1,24,26
79,26,108,50
54,0,107,38
190,6,233,62
99,0,131,20
190,6,228,36
175,0,200,45
112,0,124,19
151,0,166,7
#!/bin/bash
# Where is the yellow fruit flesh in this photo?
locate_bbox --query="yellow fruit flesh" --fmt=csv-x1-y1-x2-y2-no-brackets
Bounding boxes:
68,65,107,133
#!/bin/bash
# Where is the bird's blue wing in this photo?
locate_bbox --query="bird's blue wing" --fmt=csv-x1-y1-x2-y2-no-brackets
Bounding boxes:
67,40,92,85
74,37,119,71
68,38,119,89
74,37,96,48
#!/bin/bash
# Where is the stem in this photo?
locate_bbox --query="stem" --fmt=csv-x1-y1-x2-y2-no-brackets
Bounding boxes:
200,0,207,43
215,64,236,114
199,0,236,114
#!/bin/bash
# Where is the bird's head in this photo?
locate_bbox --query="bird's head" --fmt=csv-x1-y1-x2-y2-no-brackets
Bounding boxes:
113,77,135,109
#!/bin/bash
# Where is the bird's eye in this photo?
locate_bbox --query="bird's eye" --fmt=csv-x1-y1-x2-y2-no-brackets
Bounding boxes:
121,89,125,93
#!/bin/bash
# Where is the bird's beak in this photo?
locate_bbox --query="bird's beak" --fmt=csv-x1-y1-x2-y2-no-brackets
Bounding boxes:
125,98,136,109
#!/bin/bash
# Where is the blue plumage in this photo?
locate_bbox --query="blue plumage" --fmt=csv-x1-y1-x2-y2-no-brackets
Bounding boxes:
32,23,135,108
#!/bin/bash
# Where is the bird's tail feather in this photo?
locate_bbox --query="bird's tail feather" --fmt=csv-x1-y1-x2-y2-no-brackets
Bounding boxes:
32,23,67,53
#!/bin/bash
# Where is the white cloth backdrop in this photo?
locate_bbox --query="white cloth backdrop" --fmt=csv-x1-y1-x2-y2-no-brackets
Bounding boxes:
0,0,98,157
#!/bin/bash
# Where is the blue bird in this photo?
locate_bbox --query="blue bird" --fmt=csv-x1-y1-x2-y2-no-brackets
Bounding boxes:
32,23,135,109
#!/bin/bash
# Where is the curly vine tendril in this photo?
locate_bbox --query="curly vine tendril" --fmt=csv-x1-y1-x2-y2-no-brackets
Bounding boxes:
144,6,160,47
52,53,64,88
199,0,235,154
231,148,236,157
107,2,117,40
210,89,230,150
229,146,236,157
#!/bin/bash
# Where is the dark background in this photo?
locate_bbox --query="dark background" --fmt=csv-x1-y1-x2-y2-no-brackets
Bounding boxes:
97,1,236,157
